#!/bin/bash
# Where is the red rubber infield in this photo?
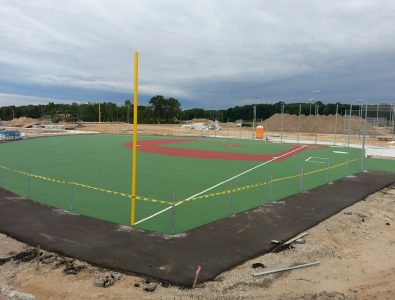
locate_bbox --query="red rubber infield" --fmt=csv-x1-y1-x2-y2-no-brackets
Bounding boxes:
124,139,327,161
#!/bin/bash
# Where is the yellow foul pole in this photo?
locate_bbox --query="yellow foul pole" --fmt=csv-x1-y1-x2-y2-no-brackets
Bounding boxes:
131,52,138,225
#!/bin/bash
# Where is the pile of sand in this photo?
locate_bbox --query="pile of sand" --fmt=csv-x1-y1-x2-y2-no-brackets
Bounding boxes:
9,117,41,128
262,113,379,135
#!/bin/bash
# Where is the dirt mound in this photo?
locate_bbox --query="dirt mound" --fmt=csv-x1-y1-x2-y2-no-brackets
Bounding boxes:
263,113,379,135
9,117,41,127
185,118,210,124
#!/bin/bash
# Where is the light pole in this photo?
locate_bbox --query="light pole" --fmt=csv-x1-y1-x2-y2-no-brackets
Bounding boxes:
252,103,256,140
308,98,315,135
312,91,321,144
308,98,314,115
334,103,339,146
357,99,368,171
314,102,320,144
280,102,284,142
347,104,353,147
297,103,301,144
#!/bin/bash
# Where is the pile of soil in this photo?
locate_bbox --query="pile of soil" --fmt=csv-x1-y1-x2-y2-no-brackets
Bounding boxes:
8,117,42,128
263,113,380,135
185,118,210,124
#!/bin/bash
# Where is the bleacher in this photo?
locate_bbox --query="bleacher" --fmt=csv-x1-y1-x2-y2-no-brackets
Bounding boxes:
0,130,23,141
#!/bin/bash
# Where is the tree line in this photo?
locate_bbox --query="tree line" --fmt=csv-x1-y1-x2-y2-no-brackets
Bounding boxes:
0,96,365,124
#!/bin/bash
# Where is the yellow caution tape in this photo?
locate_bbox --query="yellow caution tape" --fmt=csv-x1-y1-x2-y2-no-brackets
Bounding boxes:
0,165,172,205
178,158,361,205
0,158,360,207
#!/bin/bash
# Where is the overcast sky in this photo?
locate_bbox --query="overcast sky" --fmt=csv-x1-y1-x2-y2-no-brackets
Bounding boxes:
1,0,395,108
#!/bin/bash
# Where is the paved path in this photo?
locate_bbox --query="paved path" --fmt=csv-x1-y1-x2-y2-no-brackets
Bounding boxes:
0,171,394,286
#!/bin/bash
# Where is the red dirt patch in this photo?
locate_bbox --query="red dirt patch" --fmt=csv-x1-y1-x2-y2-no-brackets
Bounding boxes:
124,139,326,161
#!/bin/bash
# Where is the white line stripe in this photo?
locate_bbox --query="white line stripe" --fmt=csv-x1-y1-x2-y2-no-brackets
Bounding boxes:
333,151,348,154
305,156,312,162
134,145,306,225
307,160,326,164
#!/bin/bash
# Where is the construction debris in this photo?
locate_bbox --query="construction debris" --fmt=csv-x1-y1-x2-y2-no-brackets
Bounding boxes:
294,238,306,244
94,272,122,288
63,261,86,275
0,285,35,300
272,232,309,253
208,121,221,130
143,282,157,292
252,261,320,277
181,123,207,130
251,263,265,269
39,253,56,265
0,249,38,266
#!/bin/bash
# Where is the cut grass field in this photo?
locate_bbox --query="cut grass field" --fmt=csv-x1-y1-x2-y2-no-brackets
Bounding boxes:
0,134,393,234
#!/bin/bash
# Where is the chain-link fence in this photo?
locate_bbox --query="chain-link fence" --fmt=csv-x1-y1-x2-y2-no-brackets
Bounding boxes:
0,147,364,235
183,103,394,154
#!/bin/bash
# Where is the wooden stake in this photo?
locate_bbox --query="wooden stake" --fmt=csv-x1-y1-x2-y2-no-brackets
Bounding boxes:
36,245,40,270
192,265,201,288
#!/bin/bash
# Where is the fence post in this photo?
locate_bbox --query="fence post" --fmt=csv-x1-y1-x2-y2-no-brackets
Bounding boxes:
346,153,349,176
228,190,233,216
171,191,176,235
299,166,304,192
269,175,273,201
69,184,74,211
27,166,32,198
326,160,330,183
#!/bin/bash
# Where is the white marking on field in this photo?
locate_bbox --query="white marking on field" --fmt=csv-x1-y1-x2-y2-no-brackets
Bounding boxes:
333,151,348,154
305,156,329,164
134,145,306,226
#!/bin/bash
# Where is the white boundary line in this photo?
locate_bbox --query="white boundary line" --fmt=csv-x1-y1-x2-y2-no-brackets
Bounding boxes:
305,156,330,164
333,150,348,154
134,145,306,226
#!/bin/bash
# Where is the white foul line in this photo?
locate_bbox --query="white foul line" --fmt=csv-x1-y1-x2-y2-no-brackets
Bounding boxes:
134,145,306,225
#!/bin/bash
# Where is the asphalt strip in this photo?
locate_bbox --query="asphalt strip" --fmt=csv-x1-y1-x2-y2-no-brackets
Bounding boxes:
0,171,394,286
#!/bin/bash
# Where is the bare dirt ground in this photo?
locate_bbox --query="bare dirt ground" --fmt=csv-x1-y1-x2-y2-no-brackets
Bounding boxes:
3,116,394,147
47,122,393,148
0,185,394,300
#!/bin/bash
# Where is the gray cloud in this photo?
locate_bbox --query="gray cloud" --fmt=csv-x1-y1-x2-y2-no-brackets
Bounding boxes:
1,0,395,108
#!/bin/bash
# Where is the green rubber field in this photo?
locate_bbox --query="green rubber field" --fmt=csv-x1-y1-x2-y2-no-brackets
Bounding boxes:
0,134,392,234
